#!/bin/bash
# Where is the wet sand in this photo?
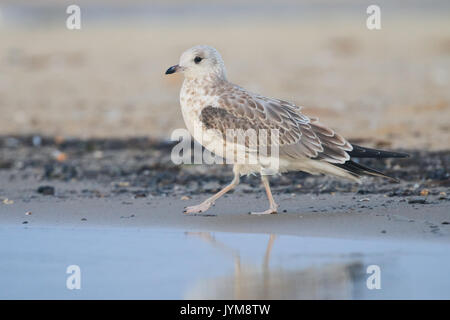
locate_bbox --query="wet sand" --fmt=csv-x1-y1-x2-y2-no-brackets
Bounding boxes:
1,135,449,299
2,181,450,242
1,136,449,241
1,183,450,299
1,140,449,300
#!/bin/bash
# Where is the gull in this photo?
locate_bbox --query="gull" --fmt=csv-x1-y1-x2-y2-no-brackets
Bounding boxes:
165,45,408,215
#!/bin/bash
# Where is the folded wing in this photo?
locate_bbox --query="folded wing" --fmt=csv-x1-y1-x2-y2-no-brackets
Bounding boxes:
200,85,353,164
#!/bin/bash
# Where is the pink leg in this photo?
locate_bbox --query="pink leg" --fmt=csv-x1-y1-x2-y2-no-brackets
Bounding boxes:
183,168,240,214
251,175,278,215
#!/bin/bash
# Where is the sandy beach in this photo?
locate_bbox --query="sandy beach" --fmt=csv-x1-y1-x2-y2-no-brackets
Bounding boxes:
0,136,448,240
2,179,450,299
1,136,449,299
0,2,449,150
2,178,450,241
2,170,450,299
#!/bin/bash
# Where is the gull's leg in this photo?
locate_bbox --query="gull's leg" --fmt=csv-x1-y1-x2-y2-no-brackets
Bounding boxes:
263,234,277,269
251,175,278,215
183,166,240,214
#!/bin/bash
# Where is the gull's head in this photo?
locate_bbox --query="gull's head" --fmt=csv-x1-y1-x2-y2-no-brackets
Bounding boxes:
165,45,226,80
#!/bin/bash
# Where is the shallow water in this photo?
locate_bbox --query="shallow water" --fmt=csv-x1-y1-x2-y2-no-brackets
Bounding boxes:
0,226,449,299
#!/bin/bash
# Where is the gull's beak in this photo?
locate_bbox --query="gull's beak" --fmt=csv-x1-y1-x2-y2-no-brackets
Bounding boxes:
165,64,180,75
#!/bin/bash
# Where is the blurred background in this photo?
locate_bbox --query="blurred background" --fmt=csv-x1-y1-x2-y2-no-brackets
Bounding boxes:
0,0,449,150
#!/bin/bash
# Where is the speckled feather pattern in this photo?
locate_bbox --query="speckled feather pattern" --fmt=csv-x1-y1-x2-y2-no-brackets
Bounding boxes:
177,45,358,181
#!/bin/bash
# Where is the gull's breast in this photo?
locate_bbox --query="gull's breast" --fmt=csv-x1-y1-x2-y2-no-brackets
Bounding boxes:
179,80,272,171
180,80,219,138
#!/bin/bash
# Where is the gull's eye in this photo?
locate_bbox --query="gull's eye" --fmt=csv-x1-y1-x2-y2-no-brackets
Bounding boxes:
194,56,203,64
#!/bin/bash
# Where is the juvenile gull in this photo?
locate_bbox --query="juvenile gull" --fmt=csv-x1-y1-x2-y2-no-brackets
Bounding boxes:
165,45,408,215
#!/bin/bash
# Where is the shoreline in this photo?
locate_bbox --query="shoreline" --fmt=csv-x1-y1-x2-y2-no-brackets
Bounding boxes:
1,136,449,299
2,184,449,242
1,136,449,242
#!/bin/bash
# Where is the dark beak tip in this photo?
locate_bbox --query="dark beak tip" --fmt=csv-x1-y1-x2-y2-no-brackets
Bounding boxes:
165,65,178,75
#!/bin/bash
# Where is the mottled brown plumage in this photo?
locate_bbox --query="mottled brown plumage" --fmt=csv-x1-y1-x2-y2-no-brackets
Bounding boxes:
199,91,353,164
166,45,408,215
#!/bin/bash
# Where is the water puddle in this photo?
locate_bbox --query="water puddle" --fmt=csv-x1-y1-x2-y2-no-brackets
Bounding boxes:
0,226,449,299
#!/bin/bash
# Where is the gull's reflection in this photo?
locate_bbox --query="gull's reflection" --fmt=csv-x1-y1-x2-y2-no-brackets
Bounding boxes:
184,232,363,299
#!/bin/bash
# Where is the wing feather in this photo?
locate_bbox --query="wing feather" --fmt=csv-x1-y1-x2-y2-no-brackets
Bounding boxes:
199,84,352,164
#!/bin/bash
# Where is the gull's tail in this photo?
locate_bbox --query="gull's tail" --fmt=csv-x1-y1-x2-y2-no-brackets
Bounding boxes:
348,144,410,159
334,144,409,182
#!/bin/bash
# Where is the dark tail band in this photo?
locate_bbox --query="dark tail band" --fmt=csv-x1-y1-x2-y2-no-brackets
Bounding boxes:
334,160,400,182
333,144,409,182
349,144,409,159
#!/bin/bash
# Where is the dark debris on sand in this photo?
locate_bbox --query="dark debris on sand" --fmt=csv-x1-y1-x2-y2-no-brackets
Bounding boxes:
0,135,449,198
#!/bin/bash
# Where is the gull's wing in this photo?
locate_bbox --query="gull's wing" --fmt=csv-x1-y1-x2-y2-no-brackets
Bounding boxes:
199,85,352,164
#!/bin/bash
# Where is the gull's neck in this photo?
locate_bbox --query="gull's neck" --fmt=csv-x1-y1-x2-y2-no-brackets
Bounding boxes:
182,73,228,97
180,73,229,115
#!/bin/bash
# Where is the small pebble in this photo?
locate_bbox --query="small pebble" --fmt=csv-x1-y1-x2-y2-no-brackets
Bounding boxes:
37,186,55,196
2,198,14,205
52,150,68,162
408,198,428,204
134,193,147,199
93,150,103,159
32,135,42,147
181,196,191,200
